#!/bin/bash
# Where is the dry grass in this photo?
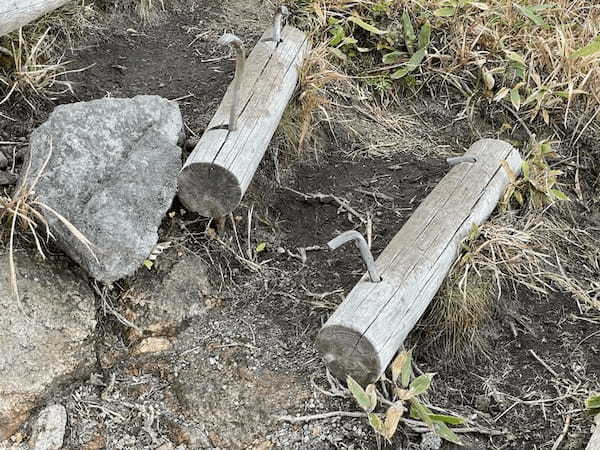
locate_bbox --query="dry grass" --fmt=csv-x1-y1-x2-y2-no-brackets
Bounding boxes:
93,0,173,23
0,1,101,108
293,0,600,136
0,28,76,108
0,143,97,302
0,0,171,108
420,209,600,356
420,271,495,357
290,0,600,357
135,0,166,23
291,45,348,155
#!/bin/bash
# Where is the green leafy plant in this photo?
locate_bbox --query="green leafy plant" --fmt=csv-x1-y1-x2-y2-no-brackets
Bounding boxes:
325,8,431,82
347,350,464,445
571,35,600,59
502,140,569,210
327,14,387,60
514,3,552,27
494,71,586,123
587,394,600,414
371,0,395,17
365,74,393,93
383,14,431,79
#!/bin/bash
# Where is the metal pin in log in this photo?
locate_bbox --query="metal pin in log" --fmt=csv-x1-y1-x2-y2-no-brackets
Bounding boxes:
327,231,382,283
317,139,523,385
272,6,290,44
177,19,309,218
446,155,477,166
217,34,246,132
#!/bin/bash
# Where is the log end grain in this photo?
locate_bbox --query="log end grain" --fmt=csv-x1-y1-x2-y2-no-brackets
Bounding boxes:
178,162,242,217
317,324,382,385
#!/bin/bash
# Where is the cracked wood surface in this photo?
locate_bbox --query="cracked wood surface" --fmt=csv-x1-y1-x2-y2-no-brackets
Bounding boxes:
178,25,309,218
317,139,523,384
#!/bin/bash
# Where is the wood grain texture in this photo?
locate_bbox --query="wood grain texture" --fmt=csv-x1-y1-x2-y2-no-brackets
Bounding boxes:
178,25,309,217
587,415,600,450
317,139,523,384
0,0,69,36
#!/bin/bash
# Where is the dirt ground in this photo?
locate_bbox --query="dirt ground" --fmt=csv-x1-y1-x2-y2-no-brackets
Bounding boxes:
1,1,599,449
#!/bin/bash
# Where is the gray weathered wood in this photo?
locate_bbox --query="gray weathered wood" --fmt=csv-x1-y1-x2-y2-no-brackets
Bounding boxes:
0,0,69,36
317,139,523,384
587,415,600,450
178,25,309,217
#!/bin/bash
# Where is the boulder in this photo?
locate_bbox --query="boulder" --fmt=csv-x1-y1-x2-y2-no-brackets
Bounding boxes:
0,253,96,440
26,95,183,282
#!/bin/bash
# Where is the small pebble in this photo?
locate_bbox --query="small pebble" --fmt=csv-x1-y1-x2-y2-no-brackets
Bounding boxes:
131,336,171,355
420,431,442,450
29,404,67,450
474,393,491,412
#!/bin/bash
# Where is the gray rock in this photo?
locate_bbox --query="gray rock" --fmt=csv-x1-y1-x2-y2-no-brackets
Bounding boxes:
29,405,67,450
0,170,17,186
125,254,212,340
0,152,7,169
474,393,490,412
0,253,96,440
420,432,442,450
26,95,183,282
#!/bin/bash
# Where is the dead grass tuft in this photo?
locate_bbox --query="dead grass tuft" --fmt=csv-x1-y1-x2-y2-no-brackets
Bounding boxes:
92,0,173,23
420,207,599,357
0,1,100,108
0,143,97,302
420,271,495,357
295,46,347,155
0,28,76,108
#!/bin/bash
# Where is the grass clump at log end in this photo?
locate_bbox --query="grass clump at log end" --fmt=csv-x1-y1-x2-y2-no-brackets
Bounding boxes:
418,264,495,360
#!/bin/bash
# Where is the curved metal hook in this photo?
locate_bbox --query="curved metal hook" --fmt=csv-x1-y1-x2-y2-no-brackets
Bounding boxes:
327,230,382,283
272,6,290,44
446,155,477,167
218,33,246,132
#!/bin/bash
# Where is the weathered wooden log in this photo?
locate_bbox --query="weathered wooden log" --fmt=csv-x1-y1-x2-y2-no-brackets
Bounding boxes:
178,25,309,217
317,139,522,384
0,0,69,36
